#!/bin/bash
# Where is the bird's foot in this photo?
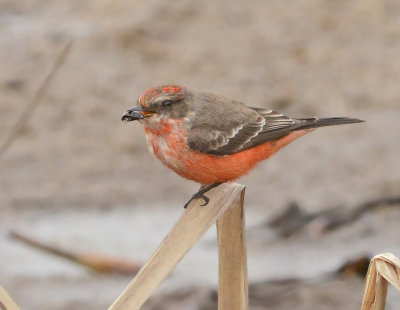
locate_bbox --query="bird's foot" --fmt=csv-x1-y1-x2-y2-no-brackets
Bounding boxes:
183,192,209,209
183,183,222,209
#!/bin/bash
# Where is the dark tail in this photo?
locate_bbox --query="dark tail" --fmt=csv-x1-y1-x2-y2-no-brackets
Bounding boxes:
296,117,365,130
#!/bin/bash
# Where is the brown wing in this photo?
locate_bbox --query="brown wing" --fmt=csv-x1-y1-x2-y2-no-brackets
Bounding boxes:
187,107,307,156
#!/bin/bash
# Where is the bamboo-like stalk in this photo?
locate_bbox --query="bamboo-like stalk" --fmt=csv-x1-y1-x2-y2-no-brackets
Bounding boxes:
108,182,245,310
217,187,248,310
374,274,388,310
0,286,20,310
361,253,400,310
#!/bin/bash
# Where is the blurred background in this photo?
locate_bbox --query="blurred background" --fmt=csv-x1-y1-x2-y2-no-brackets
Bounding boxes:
1,0,400,309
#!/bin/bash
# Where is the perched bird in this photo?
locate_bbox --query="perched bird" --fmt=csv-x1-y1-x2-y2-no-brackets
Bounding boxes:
122,85,363,208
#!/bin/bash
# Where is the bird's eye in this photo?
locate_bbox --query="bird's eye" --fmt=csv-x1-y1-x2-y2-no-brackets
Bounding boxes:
162,100,173,107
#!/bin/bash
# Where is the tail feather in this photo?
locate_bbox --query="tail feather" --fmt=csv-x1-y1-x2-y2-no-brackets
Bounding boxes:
296,117,365,130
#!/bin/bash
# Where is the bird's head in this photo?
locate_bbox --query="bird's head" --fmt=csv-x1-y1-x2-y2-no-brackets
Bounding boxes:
122,85,190,123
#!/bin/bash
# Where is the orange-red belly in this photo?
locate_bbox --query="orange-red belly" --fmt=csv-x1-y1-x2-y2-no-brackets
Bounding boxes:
144,122,312,185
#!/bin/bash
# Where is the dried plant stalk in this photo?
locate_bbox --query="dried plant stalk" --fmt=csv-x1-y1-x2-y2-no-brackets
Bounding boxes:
0,41,73,159
109,183,245,310
361,253,400,310
9,230,140,275
0,286,20,310
217,187,248,310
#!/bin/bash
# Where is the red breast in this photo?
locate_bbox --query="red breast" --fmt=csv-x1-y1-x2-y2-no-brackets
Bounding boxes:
144,121,313,185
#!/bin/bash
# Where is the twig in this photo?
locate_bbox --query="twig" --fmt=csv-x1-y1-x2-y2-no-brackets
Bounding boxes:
267,196,400,237
0,40,73,159
326,196,400,231
9,230,141,275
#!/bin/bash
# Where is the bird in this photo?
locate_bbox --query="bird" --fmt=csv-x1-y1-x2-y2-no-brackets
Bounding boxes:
122,85,364,208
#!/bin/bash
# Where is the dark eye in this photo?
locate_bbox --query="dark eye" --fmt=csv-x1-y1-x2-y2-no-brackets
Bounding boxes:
162,100,173,107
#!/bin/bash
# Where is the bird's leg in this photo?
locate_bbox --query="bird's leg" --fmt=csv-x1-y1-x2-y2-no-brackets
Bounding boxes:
183,183,222,209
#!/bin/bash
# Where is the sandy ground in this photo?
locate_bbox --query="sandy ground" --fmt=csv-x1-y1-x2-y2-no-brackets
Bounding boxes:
1,0,400,309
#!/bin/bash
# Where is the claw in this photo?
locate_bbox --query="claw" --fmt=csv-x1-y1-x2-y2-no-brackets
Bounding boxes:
183,192,209,208
199,194,209,206
183,201,190,209
183,183,222,209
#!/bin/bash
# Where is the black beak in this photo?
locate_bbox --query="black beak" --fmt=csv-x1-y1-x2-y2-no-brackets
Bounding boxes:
122,106,144,122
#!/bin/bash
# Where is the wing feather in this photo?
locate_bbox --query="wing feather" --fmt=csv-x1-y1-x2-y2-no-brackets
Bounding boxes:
187,106,306,156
